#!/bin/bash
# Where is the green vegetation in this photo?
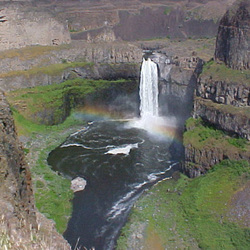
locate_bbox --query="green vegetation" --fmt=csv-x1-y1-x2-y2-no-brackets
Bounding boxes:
117,160,250,249
0,44,70,60
12,107,82,136
0,61,93,78
14,112,84,233
164,7,172,15
201,60,250,85
7,78,128,125
33,144,73,234
184,117,249,152
228,137,248,149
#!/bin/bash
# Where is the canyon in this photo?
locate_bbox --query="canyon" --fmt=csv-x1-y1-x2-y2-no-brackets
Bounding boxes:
0,0,249,249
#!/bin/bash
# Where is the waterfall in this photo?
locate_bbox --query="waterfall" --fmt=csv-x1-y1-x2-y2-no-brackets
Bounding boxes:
139,58,159,118
128,57,176,136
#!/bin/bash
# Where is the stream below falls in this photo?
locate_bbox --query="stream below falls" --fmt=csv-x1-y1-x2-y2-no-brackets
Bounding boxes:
48,119,183,250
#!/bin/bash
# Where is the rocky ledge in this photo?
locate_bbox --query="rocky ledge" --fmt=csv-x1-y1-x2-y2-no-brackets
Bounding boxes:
183,117,250,177
197,76,249,107
194,97,250,140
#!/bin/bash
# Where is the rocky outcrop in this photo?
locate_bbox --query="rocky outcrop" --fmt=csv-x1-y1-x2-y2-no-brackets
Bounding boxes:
184,143,249,178
71,177,87,193
0,3,71,51
197,77,249,107
193,97,250,140
192,1,250,140
0,91,36,228
0,91,70,249
183,0,250,176
215,0,250,70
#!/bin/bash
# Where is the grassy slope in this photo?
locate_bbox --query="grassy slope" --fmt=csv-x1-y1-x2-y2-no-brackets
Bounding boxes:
6,78,128,124
201,60,250,85
117,160,250,249
15,113,83,233
183,117,250,152
0,44,70,61
0,61,93,78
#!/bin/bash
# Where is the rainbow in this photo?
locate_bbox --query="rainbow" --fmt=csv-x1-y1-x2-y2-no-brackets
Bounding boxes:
147,123,182,143
75,105,124,120
74,106,182,143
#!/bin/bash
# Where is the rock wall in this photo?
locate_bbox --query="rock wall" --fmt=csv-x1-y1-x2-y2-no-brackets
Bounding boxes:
0,41,142,92
45,0,235,41
0,91,70,249
0,63,140,92
196,77,249,107
184,142,249,178
150,52,202,127
114,7,219,41
0,3,71,51
183,0,250,176
0,91,36,227
214,0,250,70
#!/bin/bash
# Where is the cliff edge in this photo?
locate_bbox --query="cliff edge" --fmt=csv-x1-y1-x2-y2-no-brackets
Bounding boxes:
0,91,70,249
215,0,250,70
184,0,250,177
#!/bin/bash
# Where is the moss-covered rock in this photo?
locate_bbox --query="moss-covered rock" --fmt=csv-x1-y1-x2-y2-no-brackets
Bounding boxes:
6,78,136,125
183,117,250,177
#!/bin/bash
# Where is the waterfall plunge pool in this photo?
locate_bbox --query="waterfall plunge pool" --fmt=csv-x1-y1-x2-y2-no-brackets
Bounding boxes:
47,58,184,249
48,119,183,250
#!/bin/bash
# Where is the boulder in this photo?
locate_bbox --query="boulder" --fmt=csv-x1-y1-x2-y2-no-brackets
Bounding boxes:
71,177,87,192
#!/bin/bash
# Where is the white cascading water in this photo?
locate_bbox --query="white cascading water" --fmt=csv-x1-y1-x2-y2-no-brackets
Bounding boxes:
139,58,159,118
128,56,176,135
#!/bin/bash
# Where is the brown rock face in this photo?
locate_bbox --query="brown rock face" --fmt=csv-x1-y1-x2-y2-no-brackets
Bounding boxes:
0,91,71,249
0,91,36,228
0,3,71,51
215,0,250,69
184,141,249,178
197,77,249,107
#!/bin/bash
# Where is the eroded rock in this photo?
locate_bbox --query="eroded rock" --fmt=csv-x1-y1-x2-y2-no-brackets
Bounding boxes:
215,0,250,70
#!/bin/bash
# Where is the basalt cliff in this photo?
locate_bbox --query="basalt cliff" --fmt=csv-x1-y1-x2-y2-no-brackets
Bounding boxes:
183,0,250,177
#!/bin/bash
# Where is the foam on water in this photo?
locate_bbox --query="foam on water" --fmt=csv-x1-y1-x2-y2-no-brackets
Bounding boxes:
105,143,138,155
106,163,176,221
60,143,93,149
